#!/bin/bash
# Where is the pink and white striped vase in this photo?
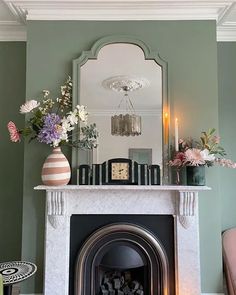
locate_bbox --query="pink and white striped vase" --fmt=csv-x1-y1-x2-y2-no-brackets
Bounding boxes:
41,147,71,186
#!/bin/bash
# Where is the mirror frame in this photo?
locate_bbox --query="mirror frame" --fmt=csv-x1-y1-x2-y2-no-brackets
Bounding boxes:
72,35,169,184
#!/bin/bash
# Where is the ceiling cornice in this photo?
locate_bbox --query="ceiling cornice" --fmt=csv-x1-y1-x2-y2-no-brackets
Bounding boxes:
5,1,27,24
217,24,236,41
216,1,236,40
0,20,26,41
1,0,236,41
3,1,233,21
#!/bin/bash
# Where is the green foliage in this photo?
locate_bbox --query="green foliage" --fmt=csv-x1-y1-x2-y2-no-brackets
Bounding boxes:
71,123,98,150
197,128,226,157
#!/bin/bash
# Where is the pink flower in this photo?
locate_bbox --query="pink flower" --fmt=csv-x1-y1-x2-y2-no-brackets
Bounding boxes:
175,152,185,161
7,121,20,142
169,152,185,167
212,135,220,144
169,158,183,167
216,158,236,168
179,139,190,149
20,100,40,114
184,148,205,166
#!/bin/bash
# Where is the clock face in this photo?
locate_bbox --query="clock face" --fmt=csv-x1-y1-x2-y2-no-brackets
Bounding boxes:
111,162,129,180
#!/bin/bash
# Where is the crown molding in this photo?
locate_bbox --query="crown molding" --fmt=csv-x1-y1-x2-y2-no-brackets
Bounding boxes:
5,1,27,24
217,24,236,41
1,0,236,42
2,1,234,21
217,1,235,24
0,20,26,41
216,1,236,40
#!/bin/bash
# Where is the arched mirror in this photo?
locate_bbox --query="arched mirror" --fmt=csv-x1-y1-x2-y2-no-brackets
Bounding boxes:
72,36,169,184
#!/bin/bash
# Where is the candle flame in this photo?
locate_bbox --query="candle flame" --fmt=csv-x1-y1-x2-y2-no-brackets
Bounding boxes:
163,112,169,145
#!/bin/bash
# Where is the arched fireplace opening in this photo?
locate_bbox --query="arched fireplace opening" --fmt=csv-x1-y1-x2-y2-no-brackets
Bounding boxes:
75,223,169,295
98,243,148,294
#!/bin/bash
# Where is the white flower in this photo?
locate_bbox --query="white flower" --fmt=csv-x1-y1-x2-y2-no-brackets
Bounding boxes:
66,112,78,126
43,90,50,97
52,128,69,147
200,149,215,162
61,130,69,142
61,86,66,95
76,105,88,122
20,100,40,114
61,118,74,132
61,118,74,137
52,139,61,148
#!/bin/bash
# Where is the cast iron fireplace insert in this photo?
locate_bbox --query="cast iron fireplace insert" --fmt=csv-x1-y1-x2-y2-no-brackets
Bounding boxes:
69,215,175,295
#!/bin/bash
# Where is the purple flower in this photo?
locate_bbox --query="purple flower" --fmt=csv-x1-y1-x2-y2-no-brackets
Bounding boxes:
38,113,61,145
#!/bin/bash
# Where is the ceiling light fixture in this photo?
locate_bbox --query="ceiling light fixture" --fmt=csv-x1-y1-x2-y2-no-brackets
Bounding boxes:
102,76,149,137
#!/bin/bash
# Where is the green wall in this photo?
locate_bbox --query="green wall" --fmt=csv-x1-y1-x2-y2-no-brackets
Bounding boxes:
24,20,221,293
218,42,236,230
0,42,26,261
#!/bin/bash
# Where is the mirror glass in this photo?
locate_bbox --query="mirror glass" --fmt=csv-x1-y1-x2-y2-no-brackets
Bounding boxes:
79,43,163,168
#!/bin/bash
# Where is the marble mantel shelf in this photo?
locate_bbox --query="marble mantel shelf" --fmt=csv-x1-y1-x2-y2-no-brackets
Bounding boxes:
35,184,211,191
35,184,211,295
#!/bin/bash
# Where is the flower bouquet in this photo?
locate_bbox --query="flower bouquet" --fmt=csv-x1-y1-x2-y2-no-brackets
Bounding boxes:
169,128,236,185
7,76,98,185
7,76,98,149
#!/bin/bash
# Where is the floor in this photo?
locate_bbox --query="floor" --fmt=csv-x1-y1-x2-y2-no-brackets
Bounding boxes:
12,285,20,295
223,274,229,295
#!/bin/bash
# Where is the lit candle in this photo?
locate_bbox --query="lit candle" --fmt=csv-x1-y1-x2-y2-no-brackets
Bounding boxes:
164,112,169,145
96,136,99,164
175,118,179,152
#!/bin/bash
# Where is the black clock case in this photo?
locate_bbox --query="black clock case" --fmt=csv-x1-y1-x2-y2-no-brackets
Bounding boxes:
77,165,91,185
149,165,161,185
91,164,103,185
102,158,138,185
137,164,149,185
77,160,161,185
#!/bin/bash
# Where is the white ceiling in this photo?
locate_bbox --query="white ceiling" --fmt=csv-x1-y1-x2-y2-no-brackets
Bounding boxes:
80,43,162,112
1,0,236,41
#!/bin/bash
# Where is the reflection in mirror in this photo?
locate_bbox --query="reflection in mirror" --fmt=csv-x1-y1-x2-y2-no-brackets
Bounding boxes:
79,43,163,169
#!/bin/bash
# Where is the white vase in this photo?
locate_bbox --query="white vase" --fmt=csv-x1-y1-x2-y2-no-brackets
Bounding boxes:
41,147,71,186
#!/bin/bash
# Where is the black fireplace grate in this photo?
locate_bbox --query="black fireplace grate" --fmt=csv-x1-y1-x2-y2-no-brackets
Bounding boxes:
100,269,144,295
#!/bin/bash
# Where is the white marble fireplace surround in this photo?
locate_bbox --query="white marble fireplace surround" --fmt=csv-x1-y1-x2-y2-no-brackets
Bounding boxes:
35,185,211,295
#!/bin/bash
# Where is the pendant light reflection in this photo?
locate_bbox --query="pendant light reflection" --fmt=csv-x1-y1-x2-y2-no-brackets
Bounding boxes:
102,76,150,137
111,87,142,136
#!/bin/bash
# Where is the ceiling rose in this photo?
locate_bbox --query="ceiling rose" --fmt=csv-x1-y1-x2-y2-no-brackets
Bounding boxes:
104,76,146,137
102,75,150,92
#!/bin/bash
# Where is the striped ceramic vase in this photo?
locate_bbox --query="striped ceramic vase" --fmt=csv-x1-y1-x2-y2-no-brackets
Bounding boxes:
41,147,71,186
